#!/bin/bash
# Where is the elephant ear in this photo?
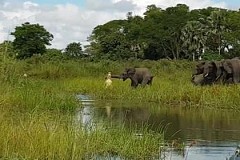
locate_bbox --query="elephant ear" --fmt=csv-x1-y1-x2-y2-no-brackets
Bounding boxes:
193,61,206,75
126,68,136,75
203,61,217,77
223,60,233,74
214,61,225,80
209,61,218,73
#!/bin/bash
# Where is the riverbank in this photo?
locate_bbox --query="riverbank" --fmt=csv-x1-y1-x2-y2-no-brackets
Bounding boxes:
1,57,239,159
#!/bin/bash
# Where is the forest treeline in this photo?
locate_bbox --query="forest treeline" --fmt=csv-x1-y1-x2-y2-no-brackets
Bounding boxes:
87,4,240,61
1,4,240,61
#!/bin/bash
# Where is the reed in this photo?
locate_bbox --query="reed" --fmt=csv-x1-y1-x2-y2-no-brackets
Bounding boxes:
2,56,240,110
0,108,164,159
1,54,240,159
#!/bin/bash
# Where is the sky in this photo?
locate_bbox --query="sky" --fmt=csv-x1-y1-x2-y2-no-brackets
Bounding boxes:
0,0,239,50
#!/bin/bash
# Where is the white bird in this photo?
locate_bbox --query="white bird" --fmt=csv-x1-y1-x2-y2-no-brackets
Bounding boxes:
105,72,112,88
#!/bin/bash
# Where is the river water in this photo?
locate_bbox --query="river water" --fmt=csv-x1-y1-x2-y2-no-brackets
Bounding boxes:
76,94,240,160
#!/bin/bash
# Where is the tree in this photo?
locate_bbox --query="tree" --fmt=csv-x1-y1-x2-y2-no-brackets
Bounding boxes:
222,10,240,58
162,4,190,59
142,4,167,60
87,4,240,60
88,20,132,60
65,42,83,58
125,15,144,59
11,22,53,59
206,10,228,55
181,20,208,60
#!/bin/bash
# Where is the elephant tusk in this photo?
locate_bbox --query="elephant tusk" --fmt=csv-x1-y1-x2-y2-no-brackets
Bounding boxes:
215,75,222,81
204,73,208,77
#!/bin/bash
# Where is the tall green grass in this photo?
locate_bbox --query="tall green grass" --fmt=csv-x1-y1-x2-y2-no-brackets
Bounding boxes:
1,53,240,159
0,108,164,159
66,75,240,110
1,55,240,110
0,55,168,159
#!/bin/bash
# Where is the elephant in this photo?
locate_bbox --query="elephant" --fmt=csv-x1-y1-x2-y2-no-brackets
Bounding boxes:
192,61,206,76
192,61,224,85
120,67,154,88
191,58,240,85
221,59,240,83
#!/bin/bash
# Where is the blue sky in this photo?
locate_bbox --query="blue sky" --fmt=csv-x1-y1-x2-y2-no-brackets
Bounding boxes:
225,0,240,8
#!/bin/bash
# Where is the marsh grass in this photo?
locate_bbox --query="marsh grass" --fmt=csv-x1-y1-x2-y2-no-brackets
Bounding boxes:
67,75,240,109
0,108,164,159
1,55,240,159
0,78,77,112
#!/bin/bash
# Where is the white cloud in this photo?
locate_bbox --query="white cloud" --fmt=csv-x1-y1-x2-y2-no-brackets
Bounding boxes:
0,0,229,49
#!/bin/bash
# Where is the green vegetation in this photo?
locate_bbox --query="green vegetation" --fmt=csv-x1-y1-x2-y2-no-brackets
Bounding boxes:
0,108,164,159
1,51,240,159
87,4,240,61
64,42,84,58
11,22,53,59
6,4,240,61
1,54,240,111
0,54,168,159
2,3,240,159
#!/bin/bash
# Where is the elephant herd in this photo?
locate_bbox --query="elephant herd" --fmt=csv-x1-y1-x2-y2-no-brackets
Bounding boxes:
111,57,240,88
192,57,240,86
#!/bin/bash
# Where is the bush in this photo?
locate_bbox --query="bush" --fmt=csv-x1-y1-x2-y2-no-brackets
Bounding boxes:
202,52,224,61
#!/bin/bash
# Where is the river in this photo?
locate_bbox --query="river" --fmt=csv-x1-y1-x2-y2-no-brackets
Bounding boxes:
76,94,240,160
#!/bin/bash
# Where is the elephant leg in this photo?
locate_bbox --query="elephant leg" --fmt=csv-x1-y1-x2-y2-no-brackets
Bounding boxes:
147,76,154,85
131,80,138,88
234,67,240,83
225,73,233,84
141,78,150,87
233,74,240,83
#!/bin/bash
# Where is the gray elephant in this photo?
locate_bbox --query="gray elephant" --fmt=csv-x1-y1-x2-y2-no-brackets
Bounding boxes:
192,61,224,85
221,59,240,83
121,67,154,88
192,58,240,85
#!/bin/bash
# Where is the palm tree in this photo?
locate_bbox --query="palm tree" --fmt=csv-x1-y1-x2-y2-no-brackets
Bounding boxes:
207,10,227,55
181,20,208,61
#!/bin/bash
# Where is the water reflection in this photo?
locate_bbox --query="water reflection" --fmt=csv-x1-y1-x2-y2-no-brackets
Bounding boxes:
76,94,96,131
76,94,240,159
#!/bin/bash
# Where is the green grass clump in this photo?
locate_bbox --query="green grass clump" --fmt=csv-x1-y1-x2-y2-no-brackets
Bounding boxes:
0,109,164,159
2,54,240,159
2,56,240,110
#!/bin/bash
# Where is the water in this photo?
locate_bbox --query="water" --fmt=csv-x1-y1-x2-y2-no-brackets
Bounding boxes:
76,94,240,160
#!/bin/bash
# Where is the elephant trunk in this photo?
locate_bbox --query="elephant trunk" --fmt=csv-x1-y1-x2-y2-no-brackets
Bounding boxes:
110,75,122,79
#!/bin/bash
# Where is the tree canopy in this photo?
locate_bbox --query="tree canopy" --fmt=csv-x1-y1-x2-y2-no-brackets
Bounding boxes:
64,42,83,58
11,22,53,59
87,4,240,61
3,4,240,61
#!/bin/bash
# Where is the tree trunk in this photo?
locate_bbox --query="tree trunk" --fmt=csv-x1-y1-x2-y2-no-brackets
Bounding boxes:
192,52,195,61
218,34,221,55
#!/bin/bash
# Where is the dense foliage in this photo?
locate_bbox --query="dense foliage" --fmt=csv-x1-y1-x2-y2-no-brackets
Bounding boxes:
87,4,240,61
64,42,84,58
2,4,240,61
11,22,53,59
